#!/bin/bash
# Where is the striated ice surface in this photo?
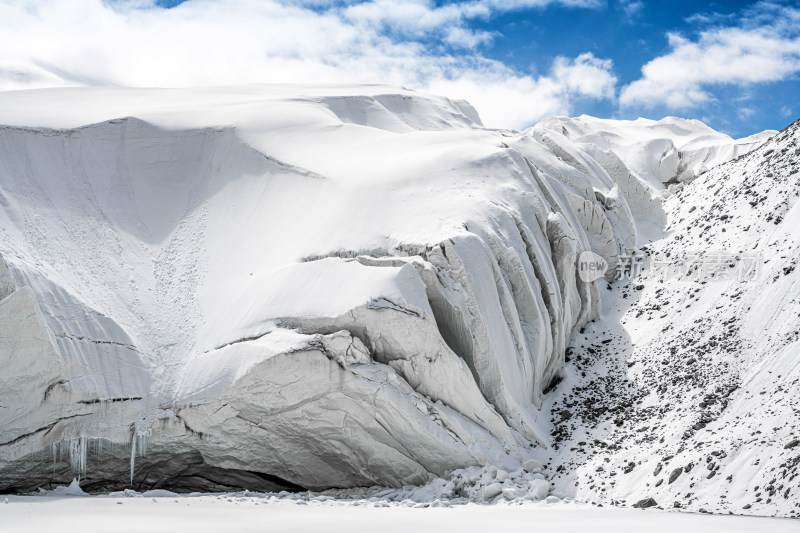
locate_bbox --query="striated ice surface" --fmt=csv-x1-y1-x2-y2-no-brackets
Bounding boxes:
0,85,769,494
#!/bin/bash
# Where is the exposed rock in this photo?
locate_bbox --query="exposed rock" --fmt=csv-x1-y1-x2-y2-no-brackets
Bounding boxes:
633,497,658,509
0,253,14,300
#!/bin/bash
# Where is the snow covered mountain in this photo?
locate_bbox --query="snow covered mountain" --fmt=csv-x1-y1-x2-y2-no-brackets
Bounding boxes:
0,84,789,517
532,115,774,240
538,115,773,190
545,117,800,518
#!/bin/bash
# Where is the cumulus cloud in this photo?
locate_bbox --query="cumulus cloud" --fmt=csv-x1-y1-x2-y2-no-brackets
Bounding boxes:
552,53,616,99
429,53,616,128
0,0,615,129
621,2,800,108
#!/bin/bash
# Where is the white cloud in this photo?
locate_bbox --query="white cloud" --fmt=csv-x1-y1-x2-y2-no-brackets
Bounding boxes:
737,106,755,120
621,3,800,109
552,53,616,99
0,0,616,129
619,0,643,21
339,0,601,47
443,27,496,49
429,53,616,127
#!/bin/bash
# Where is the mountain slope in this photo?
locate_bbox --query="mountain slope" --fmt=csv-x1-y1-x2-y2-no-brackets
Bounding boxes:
545,119,799,518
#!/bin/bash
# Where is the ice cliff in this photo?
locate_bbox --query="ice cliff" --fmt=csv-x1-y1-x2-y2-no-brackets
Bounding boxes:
0,85,769,494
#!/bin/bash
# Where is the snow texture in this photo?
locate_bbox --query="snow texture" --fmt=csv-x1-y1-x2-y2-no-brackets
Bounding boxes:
544,119,799,518
2,490,797,533
0,85,780,516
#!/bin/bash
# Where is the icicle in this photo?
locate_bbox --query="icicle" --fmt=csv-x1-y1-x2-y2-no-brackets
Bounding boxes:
137,431,149,458
129,433,136,486
67,437,87,479
129,429,151,486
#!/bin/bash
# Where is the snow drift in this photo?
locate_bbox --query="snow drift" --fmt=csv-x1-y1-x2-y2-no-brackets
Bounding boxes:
0,85,771,496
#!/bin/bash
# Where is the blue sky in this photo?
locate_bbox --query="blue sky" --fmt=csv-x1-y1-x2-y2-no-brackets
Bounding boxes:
464,0,798,135
0,0,797,136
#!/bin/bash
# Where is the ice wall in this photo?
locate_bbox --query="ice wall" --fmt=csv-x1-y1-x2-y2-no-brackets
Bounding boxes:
0,86,752,492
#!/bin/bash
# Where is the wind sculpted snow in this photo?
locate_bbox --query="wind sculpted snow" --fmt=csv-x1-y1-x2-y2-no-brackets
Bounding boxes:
0,85,773,498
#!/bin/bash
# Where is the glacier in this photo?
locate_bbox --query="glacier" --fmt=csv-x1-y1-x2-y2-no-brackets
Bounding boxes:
0,85,775,498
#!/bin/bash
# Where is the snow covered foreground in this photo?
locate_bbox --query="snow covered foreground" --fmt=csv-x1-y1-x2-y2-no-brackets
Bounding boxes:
1,491,796,533
0,85,790,518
